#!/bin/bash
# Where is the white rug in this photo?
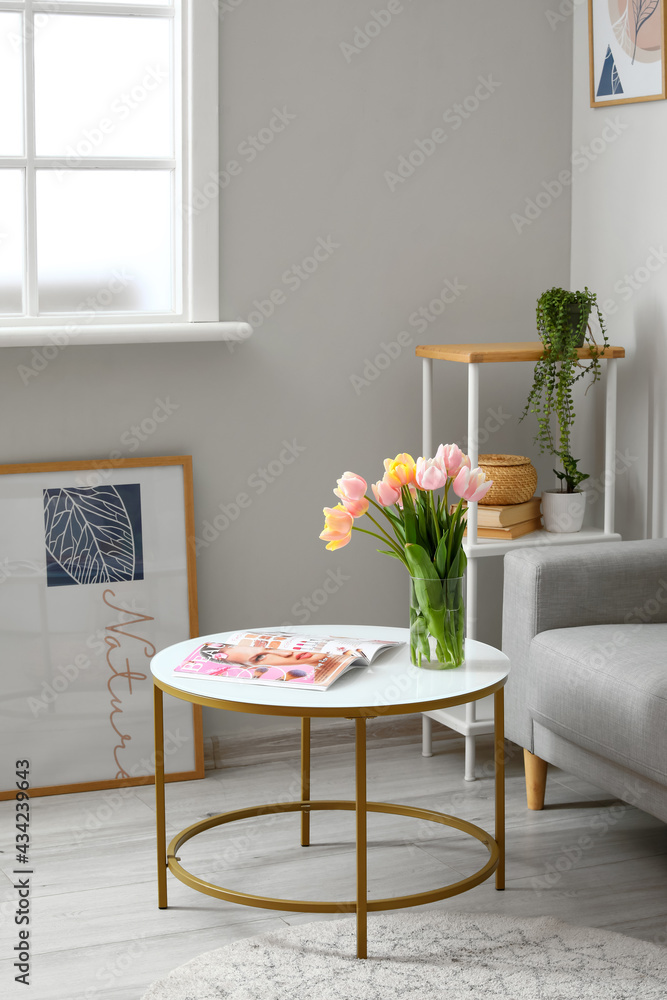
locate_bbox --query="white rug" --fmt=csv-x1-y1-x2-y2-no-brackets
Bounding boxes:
141,911,667,999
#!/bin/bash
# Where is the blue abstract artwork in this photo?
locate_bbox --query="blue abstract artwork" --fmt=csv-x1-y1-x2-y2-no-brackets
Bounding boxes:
43,484,144,587
597,45,624,98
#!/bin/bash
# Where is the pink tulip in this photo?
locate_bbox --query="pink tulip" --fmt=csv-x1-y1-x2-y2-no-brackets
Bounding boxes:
340,495,369,517
334,471,369,517
334,471,367,501
319,505,354,550
453,466,493,503
371,478,401,507
415,457,447,491
435,443,471,479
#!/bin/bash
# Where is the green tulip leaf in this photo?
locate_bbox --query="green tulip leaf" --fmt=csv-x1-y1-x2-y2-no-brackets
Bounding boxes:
410,612,431,666
405,543,446,651
404,541,438,580
401,487,417,544
435,533,449,579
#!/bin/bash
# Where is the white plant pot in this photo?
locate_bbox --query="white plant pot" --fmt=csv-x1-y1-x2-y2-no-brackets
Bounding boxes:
541,489,586,533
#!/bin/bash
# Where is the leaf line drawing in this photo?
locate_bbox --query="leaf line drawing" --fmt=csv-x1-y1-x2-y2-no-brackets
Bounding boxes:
612,1,660,63
612,6,632,50
43,485,136,586
632,0,659,63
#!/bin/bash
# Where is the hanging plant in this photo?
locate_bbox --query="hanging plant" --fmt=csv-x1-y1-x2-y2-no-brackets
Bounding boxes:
521,287,609,483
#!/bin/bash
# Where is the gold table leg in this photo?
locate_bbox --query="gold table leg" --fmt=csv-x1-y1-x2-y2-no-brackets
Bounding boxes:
494,687,505,891
154,683,168,908
301,718,311,847
355,717,368,959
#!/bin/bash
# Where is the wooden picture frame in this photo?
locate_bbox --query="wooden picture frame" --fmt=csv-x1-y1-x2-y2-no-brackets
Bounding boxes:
0,456,203,799
589,0,666,107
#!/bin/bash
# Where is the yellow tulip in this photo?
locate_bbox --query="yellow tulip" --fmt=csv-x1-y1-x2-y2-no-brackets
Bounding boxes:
319,504,354,551
383,453,416,489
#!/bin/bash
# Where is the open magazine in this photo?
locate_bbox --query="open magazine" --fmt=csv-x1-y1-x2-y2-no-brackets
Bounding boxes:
173,630,403,691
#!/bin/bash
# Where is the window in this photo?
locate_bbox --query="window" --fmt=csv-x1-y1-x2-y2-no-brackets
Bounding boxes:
0,1,245,344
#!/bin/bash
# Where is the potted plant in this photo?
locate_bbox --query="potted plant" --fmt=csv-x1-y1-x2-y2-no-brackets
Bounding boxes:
521,286,609,532
542,453,589,532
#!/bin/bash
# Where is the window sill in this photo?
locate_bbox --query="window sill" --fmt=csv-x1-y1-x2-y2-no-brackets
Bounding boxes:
0,321,253,348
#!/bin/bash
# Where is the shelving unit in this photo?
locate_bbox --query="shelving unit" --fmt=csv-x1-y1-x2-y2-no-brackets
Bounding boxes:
417,341,626,779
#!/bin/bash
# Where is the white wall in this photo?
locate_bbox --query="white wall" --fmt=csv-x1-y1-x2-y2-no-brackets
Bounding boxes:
571,4,665,540
1,2,573,738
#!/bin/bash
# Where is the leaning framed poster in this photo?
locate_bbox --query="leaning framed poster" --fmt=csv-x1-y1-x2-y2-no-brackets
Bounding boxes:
589,0,666,107
0,456,203,798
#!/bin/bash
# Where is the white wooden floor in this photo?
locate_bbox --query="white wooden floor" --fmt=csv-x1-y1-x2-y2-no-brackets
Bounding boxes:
2,721,666,1000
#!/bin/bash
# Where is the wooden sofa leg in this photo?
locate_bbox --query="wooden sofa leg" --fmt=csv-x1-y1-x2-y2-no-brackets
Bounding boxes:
524,749,548,810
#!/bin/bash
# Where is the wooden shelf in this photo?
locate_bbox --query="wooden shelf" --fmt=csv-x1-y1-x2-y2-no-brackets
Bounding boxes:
418,337,625,776
416,342,625,363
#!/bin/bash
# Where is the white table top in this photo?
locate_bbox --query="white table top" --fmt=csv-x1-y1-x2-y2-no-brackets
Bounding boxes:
151,626,510,718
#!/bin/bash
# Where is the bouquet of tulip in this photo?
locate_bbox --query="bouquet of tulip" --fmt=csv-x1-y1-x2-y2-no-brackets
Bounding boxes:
319,446,493,668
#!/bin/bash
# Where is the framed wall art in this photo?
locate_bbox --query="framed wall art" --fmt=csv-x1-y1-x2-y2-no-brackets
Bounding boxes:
0,456,203,798
589,0,666,106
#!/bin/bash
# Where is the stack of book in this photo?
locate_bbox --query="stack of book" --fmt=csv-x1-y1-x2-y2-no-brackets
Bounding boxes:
456,496,542,539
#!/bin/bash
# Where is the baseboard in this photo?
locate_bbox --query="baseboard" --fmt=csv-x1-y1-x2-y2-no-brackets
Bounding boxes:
203,712,462,770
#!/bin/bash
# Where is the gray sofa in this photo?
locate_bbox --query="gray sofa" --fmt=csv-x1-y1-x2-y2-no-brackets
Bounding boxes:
502,540,667,823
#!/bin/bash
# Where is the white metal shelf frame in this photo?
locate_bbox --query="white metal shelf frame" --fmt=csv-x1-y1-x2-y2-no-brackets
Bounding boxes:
418,342,624,779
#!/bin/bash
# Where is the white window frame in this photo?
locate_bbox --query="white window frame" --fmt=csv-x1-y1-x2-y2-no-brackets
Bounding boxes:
0,0,250,346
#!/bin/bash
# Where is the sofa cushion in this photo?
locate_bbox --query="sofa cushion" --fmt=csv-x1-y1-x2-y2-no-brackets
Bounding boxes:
527,624,667,785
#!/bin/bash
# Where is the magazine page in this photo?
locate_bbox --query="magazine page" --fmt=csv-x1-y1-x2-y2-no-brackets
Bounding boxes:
300,633,402,663
213,629,400,662
173,631,364,691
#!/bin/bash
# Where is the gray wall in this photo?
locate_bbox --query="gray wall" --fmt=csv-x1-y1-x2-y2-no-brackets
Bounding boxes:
2,2,573,737
571,4,665,540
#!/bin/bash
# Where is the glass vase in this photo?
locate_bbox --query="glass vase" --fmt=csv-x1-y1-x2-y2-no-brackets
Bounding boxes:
409,575,465,669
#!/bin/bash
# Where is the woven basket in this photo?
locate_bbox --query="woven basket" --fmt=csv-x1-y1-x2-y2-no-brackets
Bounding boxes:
477,454,538,506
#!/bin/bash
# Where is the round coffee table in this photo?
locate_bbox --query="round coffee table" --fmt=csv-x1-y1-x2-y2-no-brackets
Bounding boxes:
151,625,509,959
